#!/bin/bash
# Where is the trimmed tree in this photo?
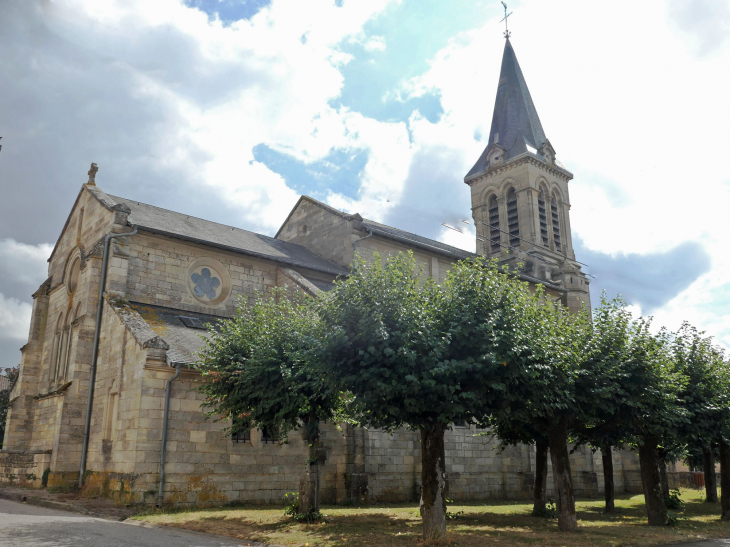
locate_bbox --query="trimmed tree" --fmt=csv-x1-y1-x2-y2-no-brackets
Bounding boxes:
672,324,728,504
589,300,686,526
489,289,593,531
575,296,637,513
197,288,343,513
316,253,525,540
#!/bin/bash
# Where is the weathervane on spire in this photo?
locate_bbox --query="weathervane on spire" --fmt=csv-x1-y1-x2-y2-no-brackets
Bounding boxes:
500,1,512,39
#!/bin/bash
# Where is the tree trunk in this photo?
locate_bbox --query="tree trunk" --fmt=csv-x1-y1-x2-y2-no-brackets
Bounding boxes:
532,438,549,516
601,442,615,513
547,420,577,531
638,436,667,526
659,458,670,499
300,416,320,514
703,448,719,503
420,424,447,541
720,439,730,522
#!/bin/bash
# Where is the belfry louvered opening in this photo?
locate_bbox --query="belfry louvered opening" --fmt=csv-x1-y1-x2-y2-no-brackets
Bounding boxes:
506,188,520,248
488,195,500,254
538,190,549,246
551,193,562,252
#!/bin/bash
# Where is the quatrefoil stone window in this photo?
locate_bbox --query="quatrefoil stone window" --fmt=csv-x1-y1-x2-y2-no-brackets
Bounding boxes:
186,257,231,305
191,268,220,299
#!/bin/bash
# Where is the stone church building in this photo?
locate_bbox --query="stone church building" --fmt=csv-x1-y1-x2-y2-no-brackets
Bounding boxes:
1,39,644,505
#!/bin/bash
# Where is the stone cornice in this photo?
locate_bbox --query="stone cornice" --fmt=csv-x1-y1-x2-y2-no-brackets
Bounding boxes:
33,381,72,400
464,154,573,187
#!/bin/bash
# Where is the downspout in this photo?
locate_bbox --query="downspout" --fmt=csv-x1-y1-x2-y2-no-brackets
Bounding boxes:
352,228,373,258
158,362,182,507
79,226,137,488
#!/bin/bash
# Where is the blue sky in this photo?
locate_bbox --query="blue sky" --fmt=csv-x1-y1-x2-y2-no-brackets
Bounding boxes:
1,0,730,366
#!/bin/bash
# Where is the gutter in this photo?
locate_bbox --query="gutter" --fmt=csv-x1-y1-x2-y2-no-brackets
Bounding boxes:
157,362,182,507
79,226,137,488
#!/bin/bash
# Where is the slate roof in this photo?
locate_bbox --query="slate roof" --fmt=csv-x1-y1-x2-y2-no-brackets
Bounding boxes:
360,219,475,261
86,186,348,277
130,303,225,365
466,38,549,180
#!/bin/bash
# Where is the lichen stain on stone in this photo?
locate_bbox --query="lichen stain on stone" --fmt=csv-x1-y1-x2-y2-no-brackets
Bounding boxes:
166,474,227,505
136,306,169,336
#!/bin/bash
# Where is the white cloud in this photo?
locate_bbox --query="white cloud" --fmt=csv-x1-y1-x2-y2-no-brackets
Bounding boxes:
34,0,404,234
0,239,52,294
363,35,387,52
0,294,32,342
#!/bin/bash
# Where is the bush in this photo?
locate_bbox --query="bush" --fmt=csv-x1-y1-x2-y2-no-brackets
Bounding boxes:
665,488,684,510
282,491,324,523
532,498,557,519
282,492,299,516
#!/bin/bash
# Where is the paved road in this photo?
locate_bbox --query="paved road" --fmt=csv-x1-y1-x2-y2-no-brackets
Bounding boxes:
0,499,266,547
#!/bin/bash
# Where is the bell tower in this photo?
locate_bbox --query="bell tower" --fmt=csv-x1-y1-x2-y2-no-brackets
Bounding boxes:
465,38,590,313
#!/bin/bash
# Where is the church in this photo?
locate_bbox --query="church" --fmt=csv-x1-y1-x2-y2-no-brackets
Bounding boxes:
0,38,645,505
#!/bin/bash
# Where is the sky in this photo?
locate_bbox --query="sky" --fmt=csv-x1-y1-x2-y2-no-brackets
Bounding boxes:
1,0,729,367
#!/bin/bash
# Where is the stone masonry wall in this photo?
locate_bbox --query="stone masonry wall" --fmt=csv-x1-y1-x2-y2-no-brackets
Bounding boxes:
276,198,356,269
124,233,285,317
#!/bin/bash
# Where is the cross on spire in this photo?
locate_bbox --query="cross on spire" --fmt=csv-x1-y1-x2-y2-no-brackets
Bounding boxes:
500,1,512,39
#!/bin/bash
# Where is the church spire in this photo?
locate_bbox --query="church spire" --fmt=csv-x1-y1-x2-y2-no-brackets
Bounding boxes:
465,38,553,181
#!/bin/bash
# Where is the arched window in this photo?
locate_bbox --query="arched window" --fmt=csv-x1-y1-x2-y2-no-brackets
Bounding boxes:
66,257,80,295
51,315,63,382
506,188,520,248
104,379,119,441
487,195,501,254
551,192,562,252
538,189,549,246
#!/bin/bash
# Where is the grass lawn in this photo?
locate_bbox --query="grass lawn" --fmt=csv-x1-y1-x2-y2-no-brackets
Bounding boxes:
133,489,730,546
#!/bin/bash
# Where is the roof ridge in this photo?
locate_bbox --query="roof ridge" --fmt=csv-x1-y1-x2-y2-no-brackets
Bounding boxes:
109,194,274,240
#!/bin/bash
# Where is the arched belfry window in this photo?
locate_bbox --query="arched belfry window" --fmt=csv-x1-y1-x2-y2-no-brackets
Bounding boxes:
506,188,520,248
551,192,562,252
538,189,549,246
487,195,500,254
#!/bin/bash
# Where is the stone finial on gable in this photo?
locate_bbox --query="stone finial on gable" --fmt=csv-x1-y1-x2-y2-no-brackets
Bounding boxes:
87,163,98,185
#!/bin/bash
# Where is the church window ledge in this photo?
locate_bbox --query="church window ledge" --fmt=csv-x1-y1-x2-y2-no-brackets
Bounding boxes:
33,381,73,400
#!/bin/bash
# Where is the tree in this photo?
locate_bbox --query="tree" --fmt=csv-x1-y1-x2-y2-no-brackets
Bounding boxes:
316,254,521,540
0,366,19,449
575,296,637,513
489,288,593,531
586,300,686,526
197,288,343,513
673,324,728,504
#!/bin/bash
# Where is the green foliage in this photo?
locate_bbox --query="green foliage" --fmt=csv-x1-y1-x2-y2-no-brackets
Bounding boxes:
666,510,680,526
532,498,557,519
283,492,299,516
665,488,684,510
315,252,536,432
0,366,19,449
578,297,689,454
196,288,344,442
672,323,730,455
283,492,324,523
